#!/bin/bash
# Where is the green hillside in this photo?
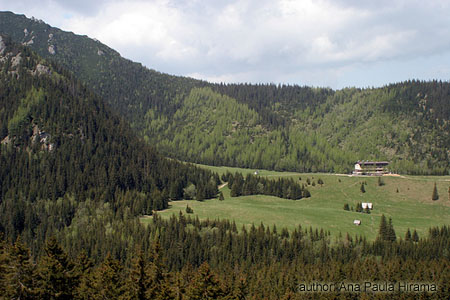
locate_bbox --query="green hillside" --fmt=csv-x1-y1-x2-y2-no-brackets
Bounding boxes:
1,11,448,175
0,36,218,257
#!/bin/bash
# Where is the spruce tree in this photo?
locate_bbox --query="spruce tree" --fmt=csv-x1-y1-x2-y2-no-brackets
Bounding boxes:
123,250,149,300
231,276,248,300
186,262,225,300
74,251,95,300
3,239,36,300
377,215,388,241
360,183,366,193
91,254,125,300
432,182,439,200
387,217,396,242
146,241,174,299
412,230,419,242
405,228,412,241
317,178,324,186
36,237,77,300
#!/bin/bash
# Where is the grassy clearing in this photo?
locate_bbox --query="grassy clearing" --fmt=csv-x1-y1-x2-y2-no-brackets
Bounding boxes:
142,165,450,241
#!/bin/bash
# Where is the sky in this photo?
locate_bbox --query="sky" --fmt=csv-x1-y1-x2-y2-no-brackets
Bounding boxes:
1,0,450,89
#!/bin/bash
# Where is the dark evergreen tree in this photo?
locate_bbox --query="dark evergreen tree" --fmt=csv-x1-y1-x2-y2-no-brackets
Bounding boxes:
317,178,324,186
412,230,419,242
91,254,125,300
432,182,439,200
360,183,366,193
36,237,76,300
123,250,149,300
377,215,388,241
186,262,226,300
387,217,397,242
74,251,95,300
2,239,36,300
405,228,412,241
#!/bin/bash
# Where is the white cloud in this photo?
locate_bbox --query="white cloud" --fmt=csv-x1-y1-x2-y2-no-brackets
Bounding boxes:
1,0,450,88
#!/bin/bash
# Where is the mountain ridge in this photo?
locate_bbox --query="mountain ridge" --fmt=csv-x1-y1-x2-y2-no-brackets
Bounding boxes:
1,11,448,174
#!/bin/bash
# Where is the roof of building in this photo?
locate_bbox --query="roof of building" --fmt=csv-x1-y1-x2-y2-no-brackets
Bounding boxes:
355,161,389,166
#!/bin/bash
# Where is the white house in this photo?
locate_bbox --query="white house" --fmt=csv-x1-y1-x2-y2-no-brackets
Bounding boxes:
362,202,373,210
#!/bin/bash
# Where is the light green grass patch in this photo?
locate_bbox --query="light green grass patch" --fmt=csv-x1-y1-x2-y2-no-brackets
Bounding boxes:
142,166,450,241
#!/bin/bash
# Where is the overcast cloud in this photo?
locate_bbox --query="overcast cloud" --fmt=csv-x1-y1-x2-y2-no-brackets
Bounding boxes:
1,0,450,88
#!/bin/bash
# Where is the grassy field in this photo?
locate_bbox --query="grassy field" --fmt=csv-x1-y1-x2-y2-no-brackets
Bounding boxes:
142,165,450,241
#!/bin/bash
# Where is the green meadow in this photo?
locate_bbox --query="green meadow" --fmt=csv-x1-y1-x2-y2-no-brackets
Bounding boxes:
142,165,450,241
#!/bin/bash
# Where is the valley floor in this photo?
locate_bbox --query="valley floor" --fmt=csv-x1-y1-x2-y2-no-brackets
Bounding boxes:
143,165,450,241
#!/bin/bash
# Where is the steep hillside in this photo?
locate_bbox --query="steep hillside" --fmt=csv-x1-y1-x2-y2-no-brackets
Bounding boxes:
1,11,448,174
0,36,218,255
0,11,206,122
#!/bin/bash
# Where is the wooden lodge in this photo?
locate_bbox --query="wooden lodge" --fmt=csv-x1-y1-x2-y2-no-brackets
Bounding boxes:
353,161,389,176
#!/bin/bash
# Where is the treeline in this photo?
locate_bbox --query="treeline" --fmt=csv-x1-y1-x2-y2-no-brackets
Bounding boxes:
212,83,333,128
1,216,449,299
223,172,310,199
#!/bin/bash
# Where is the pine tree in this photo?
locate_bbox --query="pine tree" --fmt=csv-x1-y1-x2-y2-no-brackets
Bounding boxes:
74,251,95,300
377,215,388,241
230,174,243,197
343,203,349,211
146,241,175,299
123,250,149,300
387,217,396,242
36,237,77,300
91,253,125,300
231,276,248,300
432,182,439,200
3,239,36,300
185,262,225,300
405,228,412,241
317,178,324,186
360,183,366,193
412,230,419,242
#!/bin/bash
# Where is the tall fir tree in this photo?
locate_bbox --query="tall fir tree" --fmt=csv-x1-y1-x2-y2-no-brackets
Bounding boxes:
36,237,77,300
432,182,439,200
412,230,419,242
123,249,150,300
91,254,125,300
377,215,388,241
387,217,397,242
185,262,226,300
405,228,412,241
74,251,95,300
3,239,37,300
360,183,366,193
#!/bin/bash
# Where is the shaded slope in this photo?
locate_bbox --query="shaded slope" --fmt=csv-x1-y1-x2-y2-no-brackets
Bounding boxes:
0,37,218,252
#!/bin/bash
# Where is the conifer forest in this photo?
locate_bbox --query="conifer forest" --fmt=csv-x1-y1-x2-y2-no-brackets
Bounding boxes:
0,11,449,299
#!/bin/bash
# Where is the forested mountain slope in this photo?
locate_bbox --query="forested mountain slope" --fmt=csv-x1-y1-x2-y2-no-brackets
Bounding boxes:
1,11,449,174
0,36,218,255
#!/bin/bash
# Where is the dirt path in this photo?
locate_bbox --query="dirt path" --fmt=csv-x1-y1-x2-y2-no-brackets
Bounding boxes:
219,182,228,189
